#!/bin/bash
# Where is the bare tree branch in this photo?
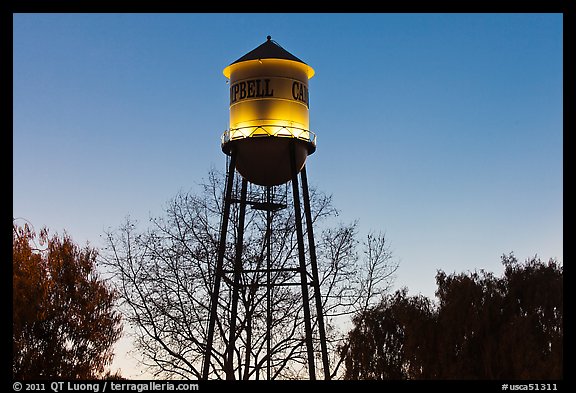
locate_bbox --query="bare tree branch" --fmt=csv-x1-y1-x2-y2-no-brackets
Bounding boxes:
100,169,399,379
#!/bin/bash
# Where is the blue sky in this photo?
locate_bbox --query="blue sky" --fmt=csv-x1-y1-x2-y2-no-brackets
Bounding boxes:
13,13,563,377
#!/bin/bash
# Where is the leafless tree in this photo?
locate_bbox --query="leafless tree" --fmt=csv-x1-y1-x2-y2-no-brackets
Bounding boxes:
101,169,398,380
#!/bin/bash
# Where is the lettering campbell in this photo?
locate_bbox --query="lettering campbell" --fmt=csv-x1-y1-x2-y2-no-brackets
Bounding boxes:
229,78,310,107
230,79,274,104
291,81,309,107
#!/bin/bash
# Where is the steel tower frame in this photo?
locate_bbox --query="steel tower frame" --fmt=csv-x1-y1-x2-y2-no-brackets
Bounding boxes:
202,141,330,380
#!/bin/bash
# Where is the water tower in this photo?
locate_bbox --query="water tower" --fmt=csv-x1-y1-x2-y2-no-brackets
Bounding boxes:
202,36,330,380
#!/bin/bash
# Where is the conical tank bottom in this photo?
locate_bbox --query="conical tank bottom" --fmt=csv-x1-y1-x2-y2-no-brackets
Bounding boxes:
232,137,309,186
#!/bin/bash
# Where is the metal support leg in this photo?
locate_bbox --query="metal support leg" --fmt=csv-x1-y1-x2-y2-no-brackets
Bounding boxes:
202,152,236,380
301,165,331,379
265,186,272,381
226,177,248,380
289,141,316,380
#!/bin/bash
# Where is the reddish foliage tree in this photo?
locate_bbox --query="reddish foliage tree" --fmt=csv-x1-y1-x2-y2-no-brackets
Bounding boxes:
13,223,123,379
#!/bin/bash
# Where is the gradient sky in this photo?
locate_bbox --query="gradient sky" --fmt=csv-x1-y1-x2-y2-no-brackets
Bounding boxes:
13,13,563,378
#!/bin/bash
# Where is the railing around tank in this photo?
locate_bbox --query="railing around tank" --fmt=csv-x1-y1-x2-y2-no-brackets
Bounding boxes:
221,125,317,148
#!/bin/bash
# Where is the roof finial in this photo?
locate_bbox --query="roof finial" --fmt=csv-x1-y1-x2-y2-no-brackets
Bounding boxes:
267,35,272,41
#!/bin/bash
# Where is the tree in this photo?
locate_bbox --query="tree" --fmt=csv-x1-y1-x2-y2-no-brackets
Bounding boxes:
343,254,563,379
13,222,123,379
344,289,436,380
101,169,398,379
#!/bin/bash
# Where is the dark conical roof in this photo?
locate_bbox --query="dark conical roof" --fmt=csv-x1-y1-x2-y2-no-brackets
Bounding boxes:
230,35,307,65
223,36,314,79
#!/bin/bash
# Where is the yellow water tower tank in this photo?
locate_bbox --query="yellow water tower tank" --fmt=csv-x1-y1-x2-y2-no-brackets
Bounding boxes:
222,36,316,186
